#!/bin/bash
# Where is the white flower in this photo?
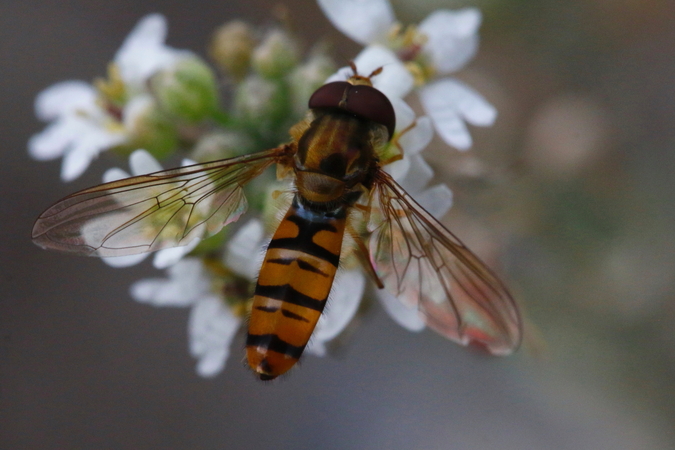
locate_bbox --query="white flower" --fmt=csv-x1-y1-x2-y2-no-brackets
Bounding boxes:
320,0,496,150
114,14,190,96
224,218,266,280
28,14,189,181
28,81,128,181
129,218,268,377
317,0,395,47
130,258,242,377
100,149,201,269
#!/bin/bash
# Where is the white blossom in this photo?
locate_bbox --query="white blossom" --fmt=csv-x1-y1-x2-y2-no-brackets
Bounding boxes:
28,14,190,181
28,81,127,181
114,14,190,95
321,0,496,150
224,219,266,280
128,218,271,377
130,258,242,377
31,9,468,377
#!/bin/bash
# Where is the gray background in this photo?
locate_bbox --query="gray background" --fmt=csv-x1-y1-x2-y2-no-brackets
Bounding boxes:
2,1,674,449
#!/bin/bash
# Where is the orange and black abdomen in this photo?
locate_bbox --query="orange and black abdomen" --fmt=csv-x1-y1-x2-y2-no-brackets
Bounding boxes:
247,196,347,380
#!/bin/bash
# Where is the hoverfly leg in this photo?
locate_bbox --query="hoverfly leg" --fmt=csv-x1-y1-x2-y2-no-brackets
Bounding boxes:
346,221,384,289
378,119,418,166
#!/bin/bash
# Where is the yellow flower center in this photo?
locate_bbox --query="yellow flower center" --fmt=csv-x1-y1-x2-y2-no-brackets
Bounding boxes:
94,63,127,106
386,22,436,85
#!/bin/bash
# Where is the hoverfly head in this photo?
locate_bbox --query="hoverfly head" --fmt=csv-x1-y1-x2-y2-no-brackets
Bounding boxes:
308,63,395,140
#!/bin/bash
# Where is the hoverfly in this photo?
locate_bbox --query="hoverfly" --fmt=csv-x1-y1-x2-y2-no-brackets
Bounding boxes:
32,66,522,380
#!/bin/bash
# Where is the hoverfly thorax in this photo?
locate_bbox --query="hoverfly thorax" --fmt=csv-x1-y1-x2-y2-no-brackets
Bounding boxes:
293,112,375,206
291,77,396,208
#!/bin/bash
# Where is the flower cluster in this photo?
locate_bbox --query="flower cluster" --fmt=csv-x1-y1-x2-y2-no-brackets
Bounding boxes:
319,0,496,150
29,0,495,377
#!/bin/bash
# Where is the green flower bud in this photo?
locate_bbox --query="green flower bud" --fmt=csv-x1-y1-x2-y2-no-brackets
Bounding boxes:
151,56,219,123
251,29,300,79
287,50,336,115
120,96,178,160
233,75,288,139
209,20,256,80
191,131,255,163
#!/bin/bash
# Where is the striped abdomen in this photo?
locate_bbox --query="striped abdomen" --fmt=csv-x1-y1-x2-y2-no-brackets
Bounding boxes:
247,196,347,380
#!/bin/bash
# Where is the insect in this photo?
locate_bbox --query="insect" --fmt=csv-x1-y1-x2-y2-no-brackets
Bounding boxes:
32,67,522,380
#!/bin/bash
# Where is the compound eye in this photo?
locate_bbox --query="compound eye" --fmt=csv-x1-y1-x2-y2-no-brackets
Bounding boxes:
308,82,350,110
343,84,395,141
308,82,396,141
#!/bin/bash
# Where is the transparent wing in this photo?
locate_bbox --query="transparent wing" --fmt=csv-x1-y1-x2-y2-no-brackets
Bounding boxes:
365,170,522,355
33,146,292,257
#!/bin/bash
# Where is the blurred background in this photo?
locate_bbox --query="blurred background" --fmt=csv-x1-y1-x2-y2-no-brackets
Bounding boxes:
1,0,674,448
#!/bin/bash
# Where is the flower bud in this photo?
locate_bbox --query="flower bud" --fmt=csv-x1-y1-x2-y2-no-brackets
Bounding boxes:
150,56,219,123
233,75,287,135
287,50,335,115
122,95,178,159
209,20,256,80
190,131,255,163
251,29,299,79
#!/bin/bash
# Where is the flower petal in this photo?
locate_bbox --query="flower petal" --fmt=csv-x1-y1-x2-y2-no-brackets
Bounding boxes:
383,155,410,181
305,269,365,356
60,143,97,182
60,128,125,181
353,45,414,99
130,278,197,306
130,258,209,306
317,0,395,45
326,47,414,100
415,183,453,219
225,219,266,280
391,96,415,132
34,81,97,121
418,8,481,74
427,109,471,150
28,116,87,161
188,294,240,377
129,149,163,175
419,78,496,150
396,155,433,194
382,108,433,180
153,237,201,269
325,66,353,84
195,346,228,378
122,94,154,130
421,78,497,126
115,14,187,91
376,288,425,332
397,115,433,156
101,253,148,268
102,167,130,183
